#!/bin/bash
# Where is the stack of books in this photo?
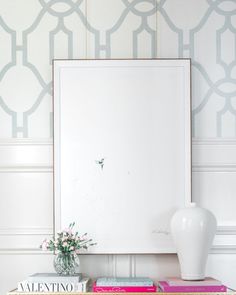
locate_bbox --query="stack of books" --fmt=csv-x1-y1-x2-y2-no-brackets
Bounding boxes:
158,277,227,293
93,277,157,292
17,273,89,292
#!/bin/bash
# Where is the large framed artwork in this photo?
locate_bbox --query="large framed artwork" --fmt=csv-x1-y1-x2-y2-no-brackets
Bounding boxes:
53,59,191,254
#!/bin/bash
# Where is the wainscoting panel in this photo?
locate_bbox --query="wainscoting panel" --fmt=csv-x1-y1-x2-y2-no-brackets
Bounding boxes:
134,254,180,279
0,254,54,294
0,172,53,229
192,139,236,253
0,139,52,167
192,139,236,227
193,171,236,225
192,139,236,166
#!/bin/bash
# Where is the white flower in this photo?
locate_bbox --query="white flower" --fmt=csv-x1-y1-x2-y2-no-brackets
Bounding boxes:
41,239,49,251
63,228,72,235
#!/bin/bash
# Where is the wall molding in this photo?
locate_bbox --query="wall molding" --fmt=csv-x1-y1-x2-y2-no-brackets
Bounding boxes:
0,227,53,253
0,138,233,147
113,255,117,277
192,138,236,146
0,138,53,146
0,138,53,170
1,163,236,173
0,227,53,236
0,249,236,255
210,245,236,254
217,226,236,235
0,165,53,173
193,163,236,172
0,248,53,255
1,137,235,146
128,255,137,277
1,165,235,174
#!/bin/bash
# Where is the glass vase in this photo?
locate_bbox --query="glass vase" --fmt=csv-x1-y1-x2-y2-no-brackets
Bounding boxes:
53,252,80,275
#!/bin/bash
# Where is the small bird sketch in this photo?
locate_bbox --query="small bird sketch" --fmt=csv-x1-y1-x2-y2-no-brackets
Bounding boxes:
95,158,105,170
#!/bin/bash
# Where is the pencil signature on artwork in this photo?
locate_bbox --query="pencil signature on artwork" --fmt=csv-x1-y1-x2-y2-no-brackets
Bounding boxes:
152,229,170,235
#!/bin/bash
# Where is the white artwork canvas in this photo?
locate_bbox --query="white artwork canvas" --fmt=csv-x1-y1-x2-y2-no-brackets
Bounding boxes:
54,59,191,253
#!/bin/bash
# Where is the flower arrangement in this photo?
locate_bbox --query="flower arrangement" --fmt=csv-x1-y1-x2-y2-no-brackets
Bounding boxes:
41,222,96,254
40,222,96,275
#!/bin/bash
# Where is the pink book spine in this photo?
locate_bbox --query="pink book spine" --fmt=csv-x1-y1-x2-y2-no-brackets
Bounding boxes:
159,281,227,292
93,283,157,293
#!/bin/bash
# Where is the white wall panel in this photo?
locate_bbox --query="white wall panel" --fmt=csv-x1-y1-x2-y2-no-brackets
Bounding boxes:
0,230,52,251
0,254,54,295
0,139,52,167
135,254,180,281
192,139,236,165
0,172,53,229
192,139,236,253
193,171,236,225
115,255,134,277
207,254,236,290
78,255,114,278
192,139,236,227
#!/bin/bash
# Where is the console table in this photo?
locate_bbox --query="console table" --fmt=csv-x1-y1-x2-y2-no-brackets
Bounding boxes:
7,291,236,295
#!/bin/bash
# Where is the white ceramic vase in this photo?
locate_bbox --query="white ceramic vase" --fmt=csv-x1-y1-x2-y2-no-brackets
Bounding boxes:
170,202,217,280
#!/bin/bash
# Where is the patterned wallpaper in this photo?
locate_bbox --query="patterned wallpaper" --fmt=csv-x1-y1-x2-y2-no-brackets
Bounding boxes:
0,0,235,138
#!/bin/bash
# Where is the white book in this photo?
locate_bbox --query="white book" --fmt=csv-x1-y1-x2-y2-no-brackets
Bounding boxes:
27,272,82,283
17,277,89,292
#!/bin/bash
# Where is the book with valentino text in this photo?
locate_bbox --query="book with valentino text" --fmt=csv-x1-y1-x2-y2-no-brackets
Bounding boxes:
17,277,89,292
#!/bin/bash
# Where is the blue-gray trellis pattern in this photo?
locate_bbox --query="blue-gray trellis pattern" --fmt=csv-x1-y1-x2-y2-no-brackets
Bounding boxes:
0,0,235,138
